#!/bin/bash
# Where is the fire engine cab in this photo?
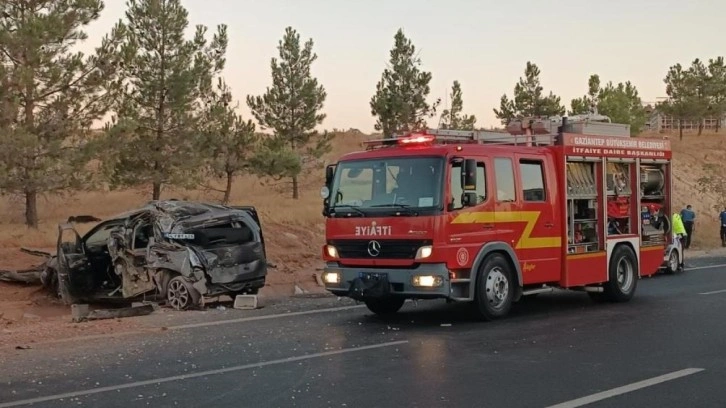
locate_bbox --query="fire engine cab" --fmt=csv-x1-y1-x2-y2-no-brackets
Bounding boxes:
319,114,676,320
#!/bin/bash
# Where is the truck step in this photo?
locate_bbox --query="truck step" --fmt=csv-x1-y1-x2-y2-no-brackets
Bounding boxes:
522,286,554,296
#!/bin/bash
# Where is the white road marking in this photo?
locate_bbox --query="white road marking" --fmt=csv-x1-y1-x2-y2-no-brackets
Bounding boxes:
0,340,409,408
699,289,726,295
545,368,705,408
168,304,366,330
686,263,726,271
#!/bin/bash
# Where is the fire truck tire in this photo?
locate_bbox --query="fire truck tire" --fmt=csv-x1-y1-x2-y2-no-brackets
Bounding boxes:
472,253,514,321
364,297,405,316
602,244,638,302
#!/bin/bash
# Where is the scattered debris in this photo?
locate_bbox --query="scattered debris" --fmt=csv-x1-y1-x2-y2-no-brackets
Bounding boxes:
71,304,154,323
0,268,42,284
233,294,258,310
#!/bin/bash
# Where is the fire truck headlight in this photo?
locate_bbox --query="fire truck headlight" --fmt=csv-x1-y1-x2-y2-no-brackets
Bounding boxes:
412,275,443,288
415,245,433,259
323,271,340,284
326,245,339,258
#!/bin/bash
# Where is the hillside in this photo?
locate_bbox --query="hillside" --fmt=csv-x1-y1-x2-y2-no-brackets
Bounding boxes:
647,131,726,248
0,129,722,273
1,128,724,339
0,127,726,316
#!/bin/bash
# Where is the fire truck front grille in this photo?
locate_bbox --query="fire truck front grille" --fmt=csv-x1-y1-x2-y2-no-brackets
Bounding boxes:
330,239,431,260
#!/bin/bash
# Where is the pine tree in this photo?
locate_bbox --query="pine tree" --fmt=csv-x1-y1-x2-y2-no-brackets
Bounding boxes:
494,61,565,124
247,26,331,200
199,78,257,204
658,63,699,140
707,57,726,132
0,0,123,228
370,29,440,138
570,74,647,136
440,80,477,130
570,74,601,115
688,59,710,136
105,0,228,200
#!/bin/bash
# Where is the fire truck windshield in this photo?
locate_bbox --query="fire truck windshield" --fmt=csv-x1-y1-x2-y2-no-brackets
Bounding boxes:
329,156,444,215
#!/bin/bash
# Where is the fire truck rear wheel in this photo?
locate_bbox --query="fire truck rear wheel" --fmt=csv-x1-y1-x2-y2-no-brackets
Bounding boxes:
364,297,406,316
603,244,638,302
473,253,514,321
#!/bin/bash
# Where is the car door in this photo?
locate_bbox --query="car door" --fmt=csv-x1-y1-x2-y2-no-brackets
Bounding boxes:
446,156,495,272
56,223,93,299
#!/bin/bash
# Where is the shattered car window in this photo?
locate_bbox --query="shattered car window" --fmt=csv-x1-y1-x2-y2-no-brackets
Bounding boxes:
85,224,119,247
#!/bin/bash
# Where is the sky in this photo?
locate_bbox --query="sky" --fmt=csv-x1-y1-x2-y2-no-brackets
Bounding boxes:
76,0,726,132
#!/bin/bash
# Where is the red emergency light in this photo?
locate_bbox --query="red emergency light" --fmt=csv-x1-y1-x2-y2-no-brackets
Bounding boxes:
398,133,435,146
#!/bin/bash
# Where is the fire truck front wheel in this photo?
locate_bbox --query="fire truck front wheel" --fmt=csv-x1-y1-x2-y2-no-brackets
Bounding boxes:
364,297,406,316
603,244,639,302
472,253,514,321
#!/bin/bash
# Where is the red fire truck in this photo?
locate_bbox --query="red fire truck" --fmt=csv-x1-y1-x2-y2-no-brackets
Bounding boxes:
319,114,676,320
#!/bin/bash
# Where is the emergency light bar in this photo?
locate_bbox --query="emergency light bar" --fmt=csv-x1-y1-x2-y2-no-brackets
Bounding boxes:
397,134,435,145
361,132,438,149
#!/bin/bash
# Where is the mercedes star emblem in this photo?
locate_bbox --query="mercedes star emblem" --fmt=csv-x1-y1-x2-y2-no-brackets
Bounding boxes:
367,240,381,257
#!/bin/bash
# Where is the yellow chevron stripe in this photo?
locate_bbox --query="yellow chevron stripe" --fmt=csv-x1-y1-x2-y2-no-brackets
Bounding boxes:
451,211,562,249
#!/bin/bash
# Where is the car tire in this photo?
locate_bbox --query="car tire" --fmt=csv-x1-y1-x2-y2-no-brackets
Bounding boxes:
472,253,514,321
602,245,638,302
665,250,679,275
166,276,201,310
364,297,405,316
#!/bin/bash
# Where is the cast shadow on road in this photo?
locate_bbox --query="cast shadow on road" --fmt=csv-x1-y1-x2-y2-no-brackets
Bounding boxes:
354,291,639,332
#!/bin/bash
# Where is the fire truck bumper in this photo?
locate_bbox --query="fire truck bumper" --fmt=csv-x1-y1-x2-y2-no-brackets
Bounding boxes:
321,262,451,300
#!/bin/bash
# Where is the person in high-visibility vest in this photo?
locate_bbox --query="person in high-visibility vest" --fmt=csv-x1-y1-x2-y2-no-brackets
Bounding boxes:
672,212,687,271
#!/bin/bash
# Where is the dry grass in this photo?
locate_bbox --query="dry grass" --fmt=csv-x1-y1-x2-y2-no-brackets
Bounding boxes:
0,128,724,265
641,129,726,249
0,131,372,272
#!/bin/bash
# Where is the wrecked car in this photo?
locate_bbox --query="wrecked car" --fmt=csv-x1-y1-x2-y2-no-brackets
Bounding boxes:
40,200,269,310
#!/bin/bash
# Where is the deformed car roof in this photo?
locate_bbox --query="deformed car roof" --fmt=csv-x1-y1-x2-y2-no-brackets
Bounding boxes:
102,200,257,226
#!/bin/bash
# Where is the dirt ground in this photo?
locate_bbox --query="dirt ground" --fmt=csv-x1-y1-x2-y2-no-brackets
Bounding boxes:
2,128,726,349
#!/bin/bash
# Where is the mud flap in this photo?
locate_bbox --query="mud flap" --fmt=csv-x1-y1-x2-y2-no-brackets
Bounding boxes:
347,274,392,301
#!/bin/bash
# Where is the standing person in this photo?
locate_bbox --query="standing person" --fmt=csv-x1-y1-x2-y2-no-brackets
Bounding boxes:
680,205,696,249
672,211,687,271
720,207,726,247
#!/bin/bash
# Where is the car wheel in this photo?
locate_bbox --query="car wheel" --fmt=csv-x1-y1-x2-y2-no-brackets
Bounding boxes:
473,253,514,321
665,250,679,275
364,297,405,316
166,276,201,310
603,245,638,302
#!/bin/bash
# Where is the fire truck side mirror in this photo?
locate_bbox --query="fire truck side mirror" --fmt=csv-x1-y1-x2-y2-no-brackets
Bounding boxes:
462,192,478,207
325,164,335,186
461,159,477,191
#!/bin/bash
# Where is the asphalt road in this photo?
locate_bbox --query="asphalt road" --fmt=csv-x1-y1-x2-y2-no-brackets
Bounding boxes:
1,257,726,408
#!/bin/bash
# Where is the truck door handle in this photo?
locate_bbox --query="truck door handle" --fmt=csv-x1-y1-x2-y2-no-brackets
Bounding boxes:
482,224,494,230
544,222,555,228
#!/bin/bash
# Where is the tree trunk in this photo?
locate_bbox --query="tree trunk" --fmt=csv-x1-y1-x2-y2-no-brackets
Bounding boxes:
679,119,683,141
223,171,233,205
698,119,703,136
152,182,162,200
25,190,38,229
717,119,721,133
292,175,299,199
